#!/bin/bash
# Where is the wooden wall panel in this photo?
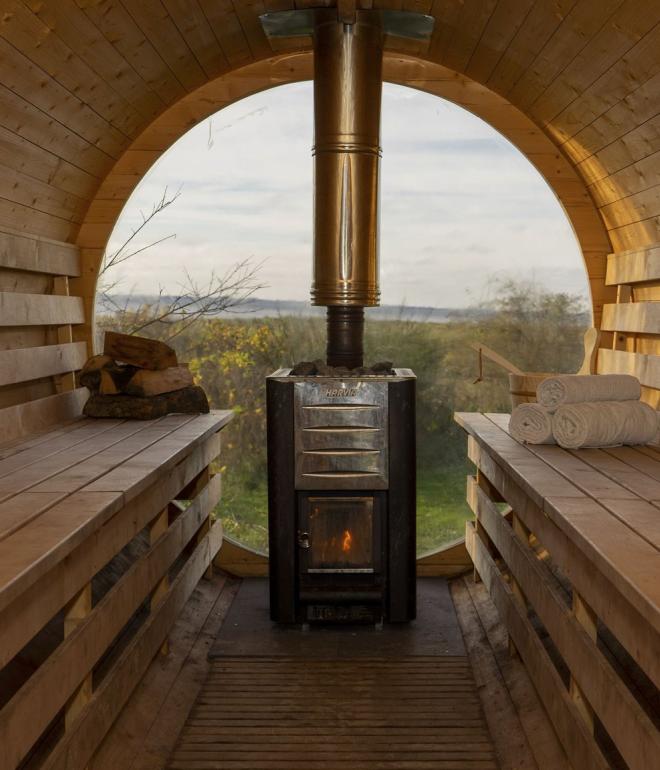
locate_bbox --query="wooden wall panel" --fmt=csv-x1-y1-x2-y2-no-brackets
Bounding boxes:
606,243,660,285
597,348,660,390
0,293,84,327
0,229,80,277
22,0,166,121
0,343,87,388
0,0,655,401
0,389,88,445
601,302,660,335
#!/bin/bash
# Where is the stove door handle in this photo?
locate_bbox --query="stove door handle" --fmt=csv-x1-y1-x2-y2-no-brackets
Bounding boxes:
297,530,311,549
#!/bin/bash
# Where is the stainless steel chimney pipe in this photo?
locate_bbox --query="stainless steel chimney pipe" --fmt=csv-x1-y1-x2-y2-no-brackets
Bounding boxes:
260,7,433,369
311,10,383,311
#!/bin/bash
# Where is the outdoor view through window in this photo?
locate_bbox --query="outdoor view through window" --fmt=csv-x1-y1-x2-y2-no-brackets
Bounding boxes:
98,82,590,555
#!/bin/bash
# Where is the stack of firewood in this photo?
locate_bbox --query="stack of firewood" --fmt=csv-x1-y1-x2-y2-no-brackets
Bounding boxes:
81,332,209,419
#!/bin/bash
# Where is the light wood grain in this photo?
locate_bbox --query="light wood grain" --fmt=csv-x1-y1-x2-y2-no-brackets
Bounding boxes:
466,523,609,770
601,301,660,334
0,389,87,445
0,342,87,387
0,292,84,326
458,577,572,770
90,573,238,770
459,415,660,689
606,243,660,285
0,448,221,668
40,520,224,770
0,482,223,770
0,228,80,276
468,477,660,770
450,577,540,770
597,348,660,390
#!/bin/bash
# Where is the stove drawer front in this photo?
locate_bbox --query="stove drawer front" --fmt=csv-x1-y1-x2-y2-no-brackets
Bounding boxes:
297,449,386,489
294,380,388,489
299,404,382,429
299,426,381,451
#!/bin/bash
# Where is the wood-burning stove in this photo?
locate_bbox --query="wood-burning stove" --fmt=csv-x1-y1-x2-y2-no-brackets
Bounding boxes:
267,369,415,624
261,9,429,624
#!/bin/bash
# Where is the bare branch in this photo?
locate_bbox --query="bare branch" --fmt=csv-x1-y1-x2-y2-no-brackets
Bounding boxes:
98,185,267,340
100,186,182,277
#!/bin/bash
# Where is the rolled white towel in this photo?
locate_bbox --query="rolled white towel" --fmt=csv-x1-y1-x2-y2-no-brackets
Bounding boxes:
510,403,555,445
537,374,641,412
552,401,659,449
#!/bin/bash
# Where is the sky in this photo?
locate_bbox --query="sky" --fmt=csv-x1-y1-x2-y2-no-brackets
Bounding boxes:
105,81,589,309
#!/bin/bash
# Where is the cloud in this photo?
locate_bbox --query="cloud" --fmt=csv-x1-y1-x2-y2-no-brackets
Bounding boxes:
106,82,588,308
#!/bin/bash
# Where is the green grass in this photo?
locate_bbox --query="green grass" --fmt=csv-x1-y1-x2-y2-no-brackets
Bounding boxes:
416,463,472,553
215,461,473,556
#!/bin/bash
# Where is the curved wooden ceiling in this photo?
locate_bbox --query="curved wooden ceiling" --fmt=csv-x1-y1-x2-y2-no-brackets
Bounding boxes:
0,0,658,413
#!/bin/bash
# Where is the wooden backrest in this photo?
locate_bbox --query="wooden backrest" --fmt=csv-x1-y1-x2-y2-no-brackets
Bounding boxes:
0,228,88,445
598,243,660,407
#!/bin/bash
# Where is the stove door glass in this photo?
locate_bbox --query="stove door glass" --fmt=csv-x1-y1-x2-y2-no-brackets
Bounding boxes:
306,496,373,572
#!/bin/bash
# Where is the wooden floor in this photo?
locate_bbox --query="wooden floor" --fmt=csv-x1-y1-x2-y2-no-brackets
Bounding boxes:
169,657,497,769
92,573,570,770
168,578,497,770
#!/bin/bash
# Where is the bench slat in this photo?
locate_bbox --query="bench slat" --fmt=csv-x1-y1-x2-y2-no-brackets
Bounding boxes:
0,413,232,610
0,227,80,277
0,418,89,460
0,417,199,541
29,415,197,494
597,348,660,390
603,445,660,482
0,419,167,505
465,523,610,770
83,412,233,499
40,519,224,770
0,419,123,480
601,302,660,334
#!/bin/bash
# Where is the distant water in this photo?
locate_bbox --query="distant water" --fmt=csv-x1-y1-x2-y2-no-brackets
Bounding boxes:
98,295,485,323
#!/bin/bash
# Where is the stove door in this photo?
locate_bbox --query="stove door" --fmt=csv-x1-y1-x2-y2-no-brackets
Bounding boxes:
299,495,381,574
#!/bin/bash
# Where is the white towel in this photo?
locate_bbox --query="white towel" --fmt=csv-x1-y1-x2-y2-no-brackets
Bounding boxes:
510,403,555,445
537,374,641,412
552,401,658,449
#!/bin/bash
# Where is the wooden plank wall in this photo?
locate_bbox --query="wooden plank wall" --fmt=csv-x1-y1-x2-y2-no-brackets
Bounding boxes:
598,242,660,405
0,227,88,441
0,2,656,405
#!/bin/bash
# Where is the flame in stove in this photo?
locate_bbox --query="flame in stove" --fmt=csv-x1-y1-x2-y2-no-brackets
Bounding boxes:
342,529,352,553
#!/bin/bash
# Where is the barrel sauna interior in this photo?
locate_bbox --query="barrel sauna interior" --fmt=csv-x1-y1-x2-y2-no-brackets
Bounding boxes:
0,2,658,770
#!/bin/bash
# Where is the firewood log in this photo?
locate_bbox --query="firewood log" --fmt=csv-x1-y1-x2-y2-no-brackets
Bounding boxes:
103,331,177,370
83,386,210,420
124,365,193,397
79,354,113,392
99,370,119,395
95,363,139,394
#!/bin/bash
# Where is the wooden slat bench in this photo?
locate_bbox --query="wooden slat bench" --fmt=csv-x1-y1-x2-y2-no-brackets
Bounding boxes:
0,410,233,770
455,412,660,770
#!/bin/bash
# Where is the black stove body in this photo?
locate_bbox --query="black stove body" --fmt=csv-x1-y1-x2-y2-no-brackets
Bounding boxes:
267,369,416,624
